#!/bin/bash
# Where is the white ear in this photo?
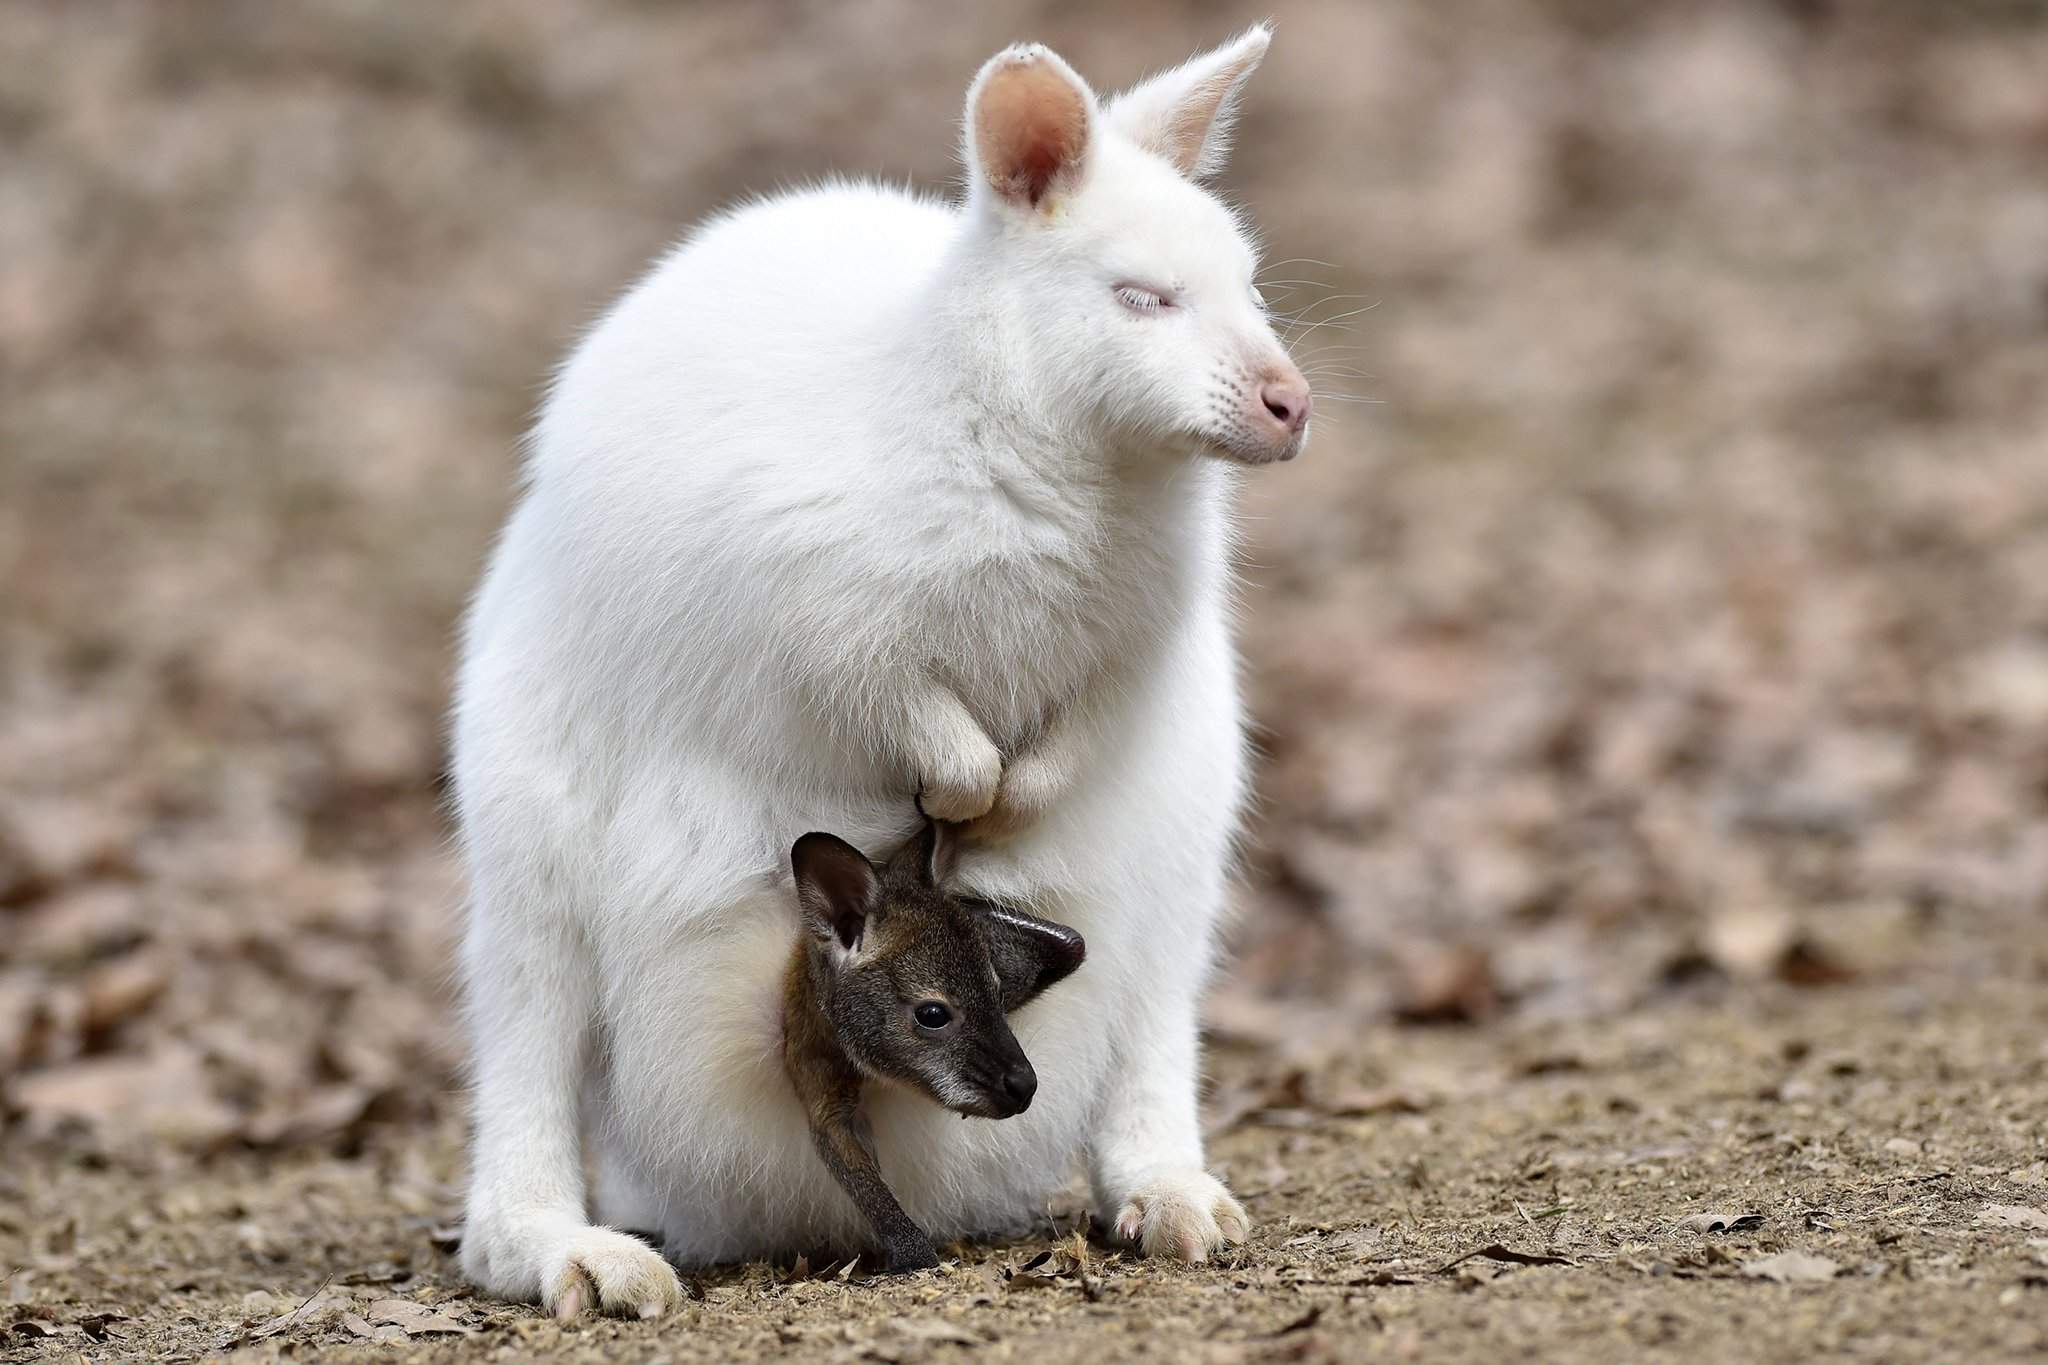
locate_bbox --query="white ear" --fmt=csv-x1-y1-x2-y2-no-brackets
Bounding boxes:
1104,23,1271,179
964,43,1096,209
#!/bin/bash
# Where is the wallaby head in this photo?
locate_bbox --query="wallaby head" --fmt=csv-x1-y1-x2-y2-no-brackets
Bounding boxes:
790,820,1086,1120
956,24,1311,465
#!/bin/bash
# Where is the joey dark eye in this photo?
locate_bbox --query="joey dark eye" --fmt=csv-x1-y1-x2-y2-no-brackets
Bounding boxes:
913,1001,952,1029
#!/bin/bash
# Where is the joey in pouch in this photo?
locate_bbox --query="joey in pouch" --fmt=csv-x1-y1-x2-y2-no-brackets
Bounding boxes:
783,818,1086,1270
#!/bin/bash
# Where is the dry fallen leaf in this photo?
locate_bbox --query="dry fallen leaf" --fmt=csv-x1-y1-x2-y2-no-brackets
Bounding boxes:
1702,910,1854,987
1393,943,1502,1025
1262,1305,1323,1336
76,1313,126,1342
1741,1251,1840,1283
1977,1204,2048,1232
895,1318,981,1347
1324,1226,1385,1260
242,1082,380,1148
0,973,41,1074
79,951,167,1038
221,1288,351,1348
343,1311,405,1343
1320,1084,1431,1117
366,1298,477,1337
11,1044,239,1148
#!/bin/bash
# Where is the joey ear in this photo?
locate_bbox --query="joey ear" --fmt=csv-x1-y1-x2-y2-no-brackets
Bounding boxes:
964,43,1095,209
1104,23,1270,179
977,902,1087,1012
791,833,881,952
914,815,963,887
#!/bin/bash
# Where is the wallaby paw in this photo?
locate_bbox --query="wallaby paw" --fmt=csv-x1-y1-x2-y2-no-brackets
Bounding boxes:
918,736,1003,822
1111,1170,1250,1263
970,744,1067,840
545,1228,684,1320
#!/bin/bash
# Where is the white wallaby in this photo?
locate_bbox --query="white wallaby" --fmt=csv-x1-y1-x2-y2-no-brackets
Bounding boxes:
453,25,1310,1318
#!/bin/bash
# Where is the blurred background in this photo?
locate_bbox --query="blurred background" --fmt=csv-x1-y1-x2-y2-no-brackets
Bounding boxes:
4,0,2047,1159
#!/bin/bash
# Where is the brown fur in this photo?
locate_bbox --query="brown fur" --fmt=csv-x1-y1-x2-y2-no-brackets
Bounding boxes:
781,818,1085,1271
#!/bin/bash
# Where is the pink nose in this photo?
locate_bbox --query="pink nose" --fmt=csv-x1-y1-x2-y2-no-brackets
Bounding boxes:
1259,375,1312,434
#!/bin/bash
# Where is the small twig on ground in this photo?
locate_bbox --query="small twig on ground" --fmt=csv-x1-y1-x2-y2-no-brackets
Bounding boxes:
1433,1244,1576,1274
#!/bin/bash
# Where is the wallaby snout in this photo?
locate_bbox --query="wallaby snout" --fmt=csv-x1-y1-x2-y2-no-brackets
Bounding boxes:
1254,364,1313,459
1260,371,1312,435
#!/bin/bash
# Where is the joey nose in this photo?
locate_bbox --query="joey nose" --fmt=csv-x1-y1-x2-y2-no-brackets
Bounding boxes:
1000,1063,1037,1113
1259,375,1312,434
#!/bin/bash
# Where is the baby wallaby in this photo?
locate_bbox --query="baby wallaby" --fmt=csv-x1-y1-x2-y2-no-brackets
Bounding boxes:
783,817,1086,1271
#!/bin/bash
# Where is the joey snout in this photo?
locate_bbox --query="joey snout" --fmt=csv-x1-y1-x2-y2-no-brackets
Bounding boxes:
987,1057,1038,1117
945,1037,1039,1119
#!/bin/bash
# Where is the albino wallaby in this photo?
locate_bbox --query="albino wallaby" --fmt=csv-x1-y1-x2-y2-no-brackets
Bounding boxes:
455,24,1308,1318
783,817,1086,1271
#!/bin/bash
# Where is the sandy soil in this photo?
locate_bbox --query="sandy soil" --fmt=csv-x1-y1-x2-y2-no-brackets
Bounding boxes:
4,1,2048,1360
8,961,2047,1363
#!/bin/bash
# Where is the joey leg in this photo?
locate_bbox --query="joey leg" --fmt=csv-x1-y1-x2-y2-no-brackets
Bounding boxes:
810,1109,940,1272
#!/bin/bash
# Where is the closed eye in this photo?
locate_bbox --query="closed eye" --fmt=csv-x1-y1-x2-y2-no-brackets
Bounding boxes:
1114,283,1172,314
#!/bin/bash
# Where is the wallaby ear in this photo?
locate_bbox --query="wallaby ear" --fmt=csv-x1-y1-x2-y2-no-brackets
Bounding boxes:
964,43,1095,210
976,902,1087,1012
791,833,881,952
1104,23,1270,179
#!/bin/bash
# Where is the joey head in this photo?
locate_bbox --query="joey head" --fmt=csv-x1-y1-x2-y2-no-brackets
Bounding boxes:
782,816,1086,1270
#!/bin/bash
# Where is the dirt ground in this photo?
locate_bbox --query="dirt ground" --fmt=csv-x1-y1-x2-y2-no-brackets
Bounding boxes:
8,964,2048,1363
5,1,2048,1361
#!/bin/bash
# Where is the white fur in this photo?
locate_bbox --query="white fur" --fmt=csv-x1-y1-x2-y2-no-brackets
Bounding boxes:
453,25,1305,1313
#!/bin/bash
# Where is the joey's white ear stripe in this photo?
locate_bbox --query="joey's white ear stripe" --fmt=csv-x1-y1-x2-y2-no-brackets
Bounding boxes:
791,832,880,952
965,43,1095,209
980,902,1087,1011
1104,23,1271,179
986,905,1086,973
924,819,961,887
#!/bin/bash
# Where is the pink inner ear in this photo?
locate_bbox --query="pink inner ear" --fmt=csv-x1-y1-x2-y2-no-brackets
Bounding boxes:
976,61,1089,206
